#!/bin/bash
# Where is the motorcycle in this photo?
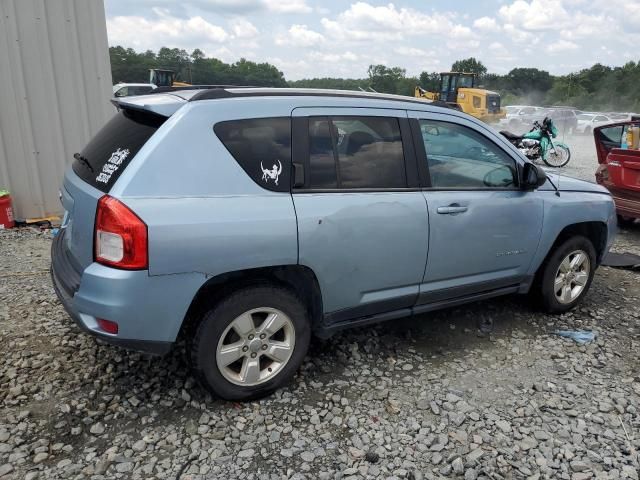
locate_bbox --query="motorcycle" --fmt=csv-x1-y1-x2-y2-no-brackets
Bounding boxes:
500,117,571,167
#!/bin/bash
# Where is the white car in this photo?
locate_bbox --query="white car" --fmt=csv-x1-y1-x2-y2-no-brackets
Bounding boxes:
112,83,156,98
576,113,613,135
499,106,545,130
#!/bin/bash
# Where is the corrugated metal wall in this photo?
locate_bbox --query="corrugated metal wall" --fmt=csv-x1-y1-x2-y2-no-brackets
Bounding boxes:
0,0,113,219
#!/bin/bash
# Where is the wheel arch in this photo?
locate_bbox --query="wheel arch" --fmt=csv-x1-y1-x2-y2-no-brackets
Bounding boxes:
536,221,608,277
178,265,324,342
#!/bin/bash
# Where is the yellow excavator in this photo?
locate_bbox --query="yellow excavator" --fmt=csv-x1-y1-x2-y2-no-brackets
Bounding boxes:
149,68,191,88
415,72,505,122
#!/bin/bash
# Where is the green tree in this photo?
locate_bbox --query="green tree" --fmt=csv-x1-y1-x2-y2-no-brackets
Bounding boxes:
451,58,487,77
367,64,406,94
418,71,440,91
505,68,553,95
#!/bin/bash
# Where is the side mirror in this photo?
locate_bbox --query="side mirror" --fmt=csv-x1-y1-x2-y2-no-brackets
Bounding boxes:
522,162,547,190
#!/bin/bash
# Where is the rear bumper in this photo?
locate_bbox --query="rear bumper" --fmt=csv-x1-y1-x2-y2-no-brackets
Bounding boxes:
597,179,640,219
51,230,177,356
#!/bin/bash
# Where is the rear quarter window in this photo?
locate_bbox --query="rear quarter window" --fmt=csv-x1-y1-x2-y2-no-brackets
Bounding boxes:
214,118,291,192
72,109,165,192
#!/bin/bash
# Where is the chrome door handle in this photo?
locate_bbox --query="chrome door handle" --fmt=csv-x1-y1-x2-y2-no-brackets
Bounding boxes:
436,205,468,214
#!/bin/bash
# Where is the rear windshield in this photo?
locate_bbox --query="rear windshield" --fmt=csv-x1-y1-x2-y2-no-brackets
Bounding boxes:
72,109,165,192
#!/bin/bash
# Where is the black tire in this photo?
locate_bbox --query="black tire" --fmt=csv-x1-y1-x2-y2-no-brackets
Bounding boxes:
543,144,571,167
191,285,311,401
617,215,636,228
532,235,597,313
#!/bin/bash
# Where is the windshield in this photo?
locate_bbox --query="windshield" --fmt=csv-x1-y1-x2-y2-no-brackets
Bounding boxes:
578,114,594,121
458,75,474,88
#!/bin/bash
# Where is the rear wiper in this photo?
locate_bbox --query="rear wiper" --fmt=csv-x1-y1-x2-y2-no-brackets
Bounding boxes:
73,153,93,172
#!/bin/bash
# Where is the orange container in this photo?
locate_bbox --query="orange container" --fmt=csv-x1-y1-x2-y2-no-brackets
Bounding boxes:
0,193,15,229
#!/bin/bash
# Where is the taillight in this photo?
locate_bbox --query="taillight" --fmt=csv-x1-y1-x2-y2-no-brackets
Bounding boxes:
94,196,148,269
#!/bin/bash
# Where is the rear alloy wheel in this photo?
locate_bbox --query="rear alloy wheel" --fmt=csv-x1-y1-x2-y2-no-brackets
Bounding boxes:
216,307,295,386
192,286,310,400
534,236,596,313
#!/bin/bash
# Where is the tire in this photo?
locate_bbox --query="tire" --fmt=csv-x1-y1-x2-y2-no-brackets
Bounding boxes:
543,143,571,167
617,215,636,228
533,235,597,313
191,285,311,401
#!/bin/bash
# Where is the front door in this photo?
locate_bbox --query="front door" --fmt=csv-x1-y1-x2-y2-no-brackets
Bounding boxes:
408,111,544,303
292,107,429,322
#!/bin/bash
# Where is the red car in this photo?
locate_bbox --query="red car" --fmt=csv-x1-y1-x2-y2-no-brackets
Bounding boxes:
594,121,640,227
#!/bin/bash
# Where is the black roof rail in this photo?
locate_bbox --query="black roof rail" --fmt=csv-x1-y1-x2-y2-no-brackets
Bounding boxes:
143,85,254,95
188,87,456,109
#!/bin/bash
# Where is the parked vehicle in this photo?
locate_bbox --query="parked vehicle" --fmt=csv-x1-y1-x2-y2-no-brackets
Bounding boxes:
500,117,571,167
112,83,156,97
499,105,544,131
576,113,613,135
594,121,640,226
51,87,617,400
543,107,579,133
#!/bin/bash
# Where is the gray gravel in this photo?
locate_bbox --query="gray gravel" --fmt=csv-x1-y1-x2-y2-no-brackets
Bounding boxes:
1,225,639,480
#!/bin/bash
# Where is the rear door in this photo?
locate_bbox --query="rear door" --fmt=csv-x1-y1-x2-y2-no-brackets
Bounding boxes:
291,107,428,323
408,110,544,302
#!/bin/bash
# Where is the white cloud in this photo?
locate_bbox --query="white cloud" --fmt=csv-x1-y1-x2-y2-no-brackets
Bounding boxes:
546,39,579,53
473,16,499,32
394,46,436,57
499,0,570,31
264,0,312,14
275,24,325,47
230,18,258,39
320,2,471,42
502,23,536,44
107,13,229,52
308,51,359,63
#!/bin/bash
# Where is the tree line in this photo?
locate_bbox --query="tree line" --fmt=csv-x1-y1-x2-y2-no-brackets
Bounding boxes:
110,47,640,112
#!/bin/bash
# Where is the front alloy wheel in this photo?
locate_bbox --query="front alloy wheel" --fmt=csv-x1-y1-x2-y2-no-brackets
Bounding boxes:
553,250,590,304
216,308,295,386
534,235,596,313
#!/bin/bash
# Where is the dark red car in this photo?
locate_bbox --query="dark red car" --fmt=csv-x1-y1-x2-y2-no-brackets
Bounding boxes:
594,121,640,227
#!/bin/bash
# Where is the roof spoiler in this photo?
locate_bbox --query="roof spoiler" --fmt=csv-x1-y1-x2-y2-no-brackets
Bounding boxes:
110,93,188,117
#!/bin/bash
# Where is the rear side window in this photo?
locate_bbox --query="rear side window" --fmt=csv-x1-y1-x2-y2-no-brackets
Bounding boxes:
214,118,291,192
307,116,407,189
72,109,165,193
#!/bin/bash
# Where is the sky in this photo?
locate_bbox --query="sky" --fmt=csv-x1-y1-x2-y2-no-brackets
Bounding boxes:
104,0,640,80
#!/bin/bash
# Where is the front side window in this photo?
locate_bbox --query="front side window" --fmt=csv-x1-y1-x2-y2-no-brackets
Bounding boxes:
419,120,517,189
215,117,291,192
307,116,407,189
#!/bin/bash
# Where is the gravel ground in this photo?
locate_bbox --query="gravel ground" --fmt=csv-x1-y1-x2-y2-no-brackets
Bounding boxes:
1,222,639,480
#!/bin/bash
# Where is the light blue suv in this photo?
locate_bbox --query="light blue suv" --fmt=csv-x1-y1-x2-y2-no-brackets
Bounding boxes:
52,87,617,400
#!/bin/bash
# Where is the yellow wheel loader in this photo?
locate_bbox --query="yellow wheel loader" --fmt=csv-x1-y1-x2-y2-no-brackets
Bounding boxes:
149,69,191,88
415,72,505,123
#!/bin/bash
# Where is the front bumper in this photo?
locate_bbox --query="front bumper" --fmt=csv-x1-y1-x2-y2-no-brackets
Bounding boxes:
51,230,173,355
